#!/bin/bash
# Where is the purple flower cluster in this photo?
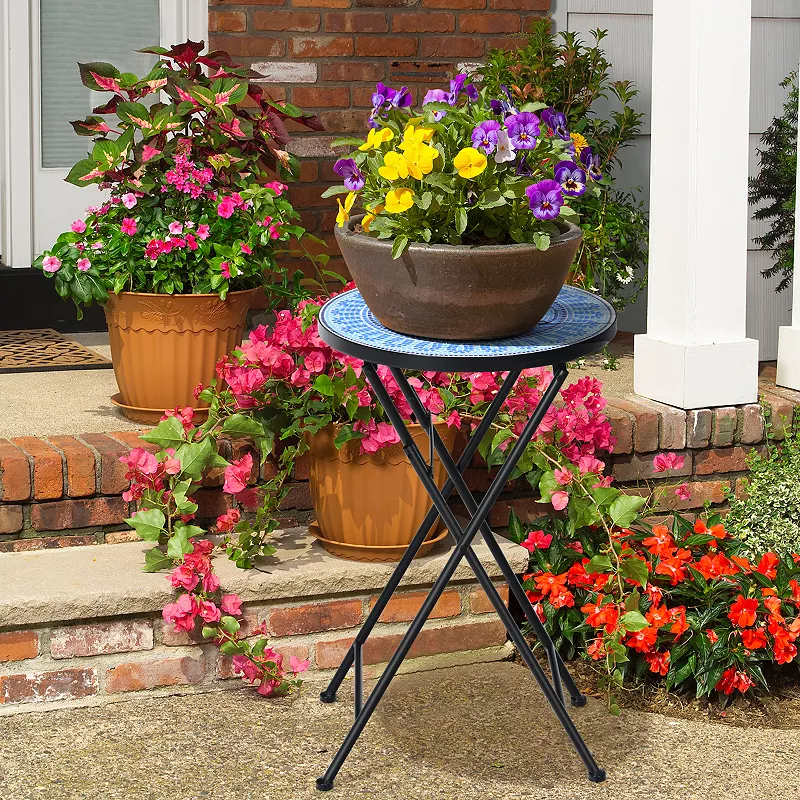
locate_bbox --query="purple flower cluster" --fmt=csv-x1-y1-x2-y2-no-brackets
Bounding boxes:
422,73,478,121
471,120,501,154
580,147,603,181
369,82,413,128
541,107,570,141
554,160,587,197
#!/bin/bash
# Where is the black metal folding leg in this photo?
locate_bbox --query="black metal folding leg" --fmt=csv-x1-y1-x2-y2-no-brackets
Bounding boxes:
316,363,605,791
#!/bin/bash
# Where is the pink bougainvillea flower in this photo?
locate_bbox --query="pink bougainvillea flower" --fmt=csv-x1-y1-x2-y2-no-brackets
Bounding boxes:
162,406,195,432
170,564,199,592
220,594,243,616
220,261,231,279
71,219,87,233
577,454,604,475
521,529,553,552
551,490,569,511
216,508,241,532
652,452,685,473
168,221,183,235
675,483,692,501
196,223,210,240
197,599,221,624
289,655,310,674
121,193,137,209
445,409,461,428
217,196,235,218
554,467,573,486
162,592,198,633
224,453,254,495
162,456,182,475
42,256,61,273
76,258,91,272
120,217,137,236
120,447,159,477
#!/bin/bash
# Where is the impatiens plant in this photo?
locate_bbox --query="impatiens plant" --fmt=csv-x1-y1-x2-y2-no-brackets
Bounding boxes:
34,40,327,316
325,72,601,257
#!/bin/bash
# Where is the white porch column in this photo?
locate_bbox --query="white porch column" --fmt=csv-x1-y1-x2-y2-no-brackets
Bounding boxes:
775,56,800,391
633,0,759,409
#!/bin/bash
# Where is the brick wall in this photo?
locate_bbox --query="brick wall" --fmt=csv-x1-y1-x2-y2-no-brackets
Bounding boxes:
208,0,552,293
0,584,510,711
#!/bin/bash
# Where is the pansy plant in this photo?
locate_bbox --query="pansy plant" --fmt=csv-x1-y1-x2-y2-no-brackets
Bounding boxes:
325,75,602,258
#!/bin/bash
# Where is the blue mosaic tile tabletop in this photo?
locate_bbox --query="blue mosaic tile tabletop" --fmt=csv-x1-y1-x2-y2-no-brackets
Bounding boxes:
318,286,616,370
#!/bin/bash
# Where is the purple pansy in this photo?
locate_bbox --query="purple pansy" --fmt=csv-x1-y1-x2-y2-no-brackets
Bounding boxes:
388,85,413,108
447,73,478,105
526,179,564,221
491,85,519,117
504,112,540,150
471,120,501,154
333,158,366,192
369,82,413,127
541,107,570,140
553,160,587,197
580,147,603,181
423,88,451,121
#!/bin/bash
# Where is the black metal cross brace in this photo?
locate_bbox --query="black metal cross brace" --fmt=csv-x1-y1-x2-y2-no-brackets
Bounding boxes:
315,363,605,791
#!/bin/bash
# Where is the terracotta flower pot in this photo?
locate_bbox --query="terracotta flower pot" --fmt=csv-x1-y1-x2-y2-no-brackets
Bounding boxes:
335,216,583,341
104,289,258,422
306,420,457,562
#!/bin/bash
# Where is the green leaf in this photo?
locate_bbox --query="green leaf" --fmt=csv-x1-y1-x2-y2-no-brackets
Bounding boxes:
221,413,267,439
65,158,104,187
331,136,366,148
320,184,351,198
167,523,196,560
220,615,240,635
585,554,612,574
478,187,506,209
174,437,216,481
126,508,166,542
115,101,153,130
620,610,650,632
313,374,335,397
142,546,172,573
455,207,467,235
391,235,410,259
620,558,649,588
139,416,186,449
417,191,433,210
609,494,646,528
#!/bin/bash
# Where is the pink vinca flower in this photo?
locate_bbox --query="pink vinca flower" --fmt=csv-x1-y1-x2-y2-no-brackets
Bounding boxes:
521,529,553,552
223,453,253,495
76,258,91,272
196,223,210,240
240,242,252,255
42,256,61,273
264,181,287,196
652,452,685,473
121,193,137,209
120,217,137,236
71,219,87,233
551,490,570,511
220,261,232,279
217,197,235,218
168,221,183,235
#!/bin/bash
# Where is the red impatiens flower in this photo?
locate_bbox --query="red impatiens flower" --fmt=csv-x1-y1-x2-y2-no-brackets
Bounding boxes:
626,626,658,653
642,525,675,557
715,667,754,695
533,573,575,609
581,595,619,634
728,595,758,628
706,629,719,643
669,606,689,639
756,552,779,580
741,628,768,650
694,553,738,580
587,638,606,660
655,557,688,586
693,519,728,539
645,605,672,629
644,650,670,676
774,640,798,665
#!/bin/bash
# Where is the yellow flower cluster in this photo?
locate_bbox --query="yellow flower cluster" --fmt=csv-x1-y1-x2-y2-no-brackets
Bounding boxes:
378,125,439,182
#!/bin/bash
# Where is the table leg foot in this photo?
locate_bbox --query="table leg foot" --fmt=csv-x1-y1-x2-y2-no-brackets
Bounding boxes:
316,777,335,791
319,691,337,704
588,769,607,783
570,693,588,707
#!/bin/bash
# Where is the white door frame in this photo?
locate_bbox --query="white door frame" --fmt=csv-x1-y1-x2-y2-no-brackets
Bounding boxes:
0,0,207,268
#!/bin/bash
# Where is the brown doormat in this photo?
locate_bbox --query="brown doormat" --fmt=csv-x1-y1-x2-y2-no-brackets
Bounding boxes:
0,329,112,374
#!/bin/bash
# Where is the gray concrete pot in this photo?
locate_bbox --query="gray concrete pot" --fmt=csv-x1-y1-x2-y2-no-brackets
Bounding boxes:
335,216,583,340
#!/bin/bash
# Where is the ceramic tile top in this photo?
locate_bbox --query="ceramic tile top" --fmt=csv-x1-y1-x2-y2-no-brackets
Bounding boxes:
318,286,615,359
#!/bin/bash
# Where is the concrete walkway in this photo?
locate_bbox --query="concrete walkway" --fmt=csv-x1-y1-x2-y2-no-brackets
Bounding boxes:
0,662,796,800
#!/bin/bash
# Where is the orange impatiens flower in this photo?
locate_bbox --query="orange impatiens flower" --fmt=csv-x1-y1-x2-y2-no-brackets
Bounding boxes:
669,607,689,639
642,525,675,557
645,605,672,629
694,519,728,539
741,628,767,650
581,595,619,634
626,626,658,653
534,572,574,608
694,553,738,580
756,552,779,580
655,558,688,586
644,650,670,676
716,667,754,695
728,594,758,628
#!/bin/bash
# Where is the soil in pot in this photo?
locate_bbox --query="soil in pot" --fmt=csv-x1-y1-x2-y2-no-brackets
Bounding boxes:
306,420,457,562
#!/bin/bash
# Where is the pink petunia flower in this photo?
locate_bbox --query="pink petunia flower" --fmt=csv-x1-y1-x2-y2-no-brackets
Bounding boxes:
71,219,87,233
120,217,137,236
42,256,61,273
76,258,91,272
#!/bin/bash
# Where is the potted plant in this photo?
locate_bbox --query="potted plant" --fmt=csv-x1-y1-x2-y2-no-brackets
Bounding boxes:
203,287,615,562
325,75,600,340
34,40,326,422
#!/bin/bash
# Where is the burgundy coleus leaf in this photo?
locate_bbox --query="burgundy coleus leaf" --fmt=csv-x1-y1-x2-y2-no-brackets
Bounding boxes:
262,111,290,146
298,113,325,132
92,96,120,115
141,143,162,162
165,39,205,66
219,118,246,138
69,116,116,136
175,85,200,107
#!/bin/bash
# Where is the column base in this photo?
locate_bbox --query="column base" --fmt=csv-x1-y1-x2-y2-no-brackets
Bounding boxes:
777,326,800,391
633,335,759,409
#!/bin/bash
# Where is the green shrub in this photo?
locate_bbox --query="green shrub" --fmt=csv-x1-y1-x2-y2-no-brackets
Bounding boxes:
481,21,648,311
749,71,798,293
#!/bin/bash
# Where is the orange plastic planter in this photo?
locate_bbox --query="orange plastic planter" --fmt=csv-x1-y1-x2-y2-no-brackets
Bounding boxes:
307,420,458,562
104,289,258,421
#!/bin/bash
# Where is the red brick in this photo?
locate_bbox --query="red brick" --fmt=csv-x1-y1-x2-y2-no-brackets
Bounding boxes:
295,0,350,6
11,437,62,500
321,61,385,82
606,406,633,455
738,404,765,445
79,433,129,495
460,12,520,32
393,12,455,31
325,11,389,32
419,37,484,57
48,436,96,497
356,0,417,5
423,0,485,6
209,10,247,31
0,668,97,705
608,398,659,452
194,488,233,519
109,431,158,453
105,529,139,544
762,393,794,440
316,620,507,668
711,407,737,447
290,36,354,58
469,585,510,614
254,10,321,30
217,644,310,679
369,590,461,623
389,60,452,83
686,409,712,449
209,35,285,58
0,631,38,663
298,161,320,182
106,657,205,694
0,440,31,501
0,504,23,534
648,479,729,512
292,86,350,108
355,35,417,56
487,496,551,528
0,535,96,553
269,599,363,636
491,0,548,7
29,497,128,532
487,35,529,51
50,621,153,660
693,447,762,476
611,451,692,482
230,0,285,4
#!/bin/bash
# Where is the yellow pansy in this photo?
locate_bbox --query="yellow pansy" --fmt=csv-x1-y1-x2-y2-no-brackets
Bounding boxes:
403,142,439,178
453,147,487,179
336,191,356,227
378,151,410,181
362,203,384,232
358,127,394,151
385,188,414,214
400,124,434,150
